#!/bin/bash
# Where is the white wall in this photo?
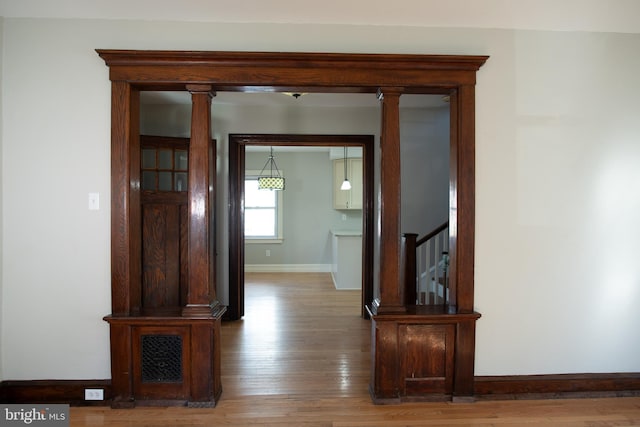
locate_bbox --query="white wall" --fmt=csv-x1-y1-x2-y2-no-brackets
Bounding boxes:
243,151,362,268
401,106,450,236
1,17,640,380
474,30,640,375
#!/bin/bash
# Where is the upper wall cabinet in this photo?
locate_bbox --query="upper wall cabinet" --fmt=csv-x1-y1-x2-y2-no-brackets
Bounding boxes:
333,158,363,210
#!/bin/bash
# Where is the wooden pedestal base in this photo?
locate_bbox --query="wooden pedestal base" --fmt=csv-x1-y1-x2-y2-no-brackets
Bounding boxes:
105,307,225,408
368,306,480,403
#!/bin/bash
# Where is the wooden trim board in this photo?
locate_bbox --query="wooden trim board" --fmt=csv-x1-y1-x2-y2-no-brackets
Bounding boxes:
3,374,640,405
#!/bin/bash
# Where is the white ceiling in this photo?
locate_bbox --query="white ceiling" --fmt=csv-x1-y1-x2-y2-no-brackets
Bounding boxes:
1,0,639,34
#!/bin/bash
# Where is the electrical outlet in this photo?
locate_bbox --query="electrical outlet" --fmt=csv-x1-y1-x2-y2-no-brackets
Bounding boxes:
266,250,271,257
85,389,104,400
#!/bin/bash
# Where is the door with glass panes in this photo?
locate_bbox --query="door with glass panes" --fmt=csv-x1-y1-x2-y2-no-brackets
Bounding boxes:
140,135,189,310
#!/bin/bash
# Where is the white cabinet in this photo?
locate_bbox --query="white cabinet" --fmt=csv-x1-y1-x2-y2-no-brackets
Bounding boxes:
333,158,362,210
331,231,362,290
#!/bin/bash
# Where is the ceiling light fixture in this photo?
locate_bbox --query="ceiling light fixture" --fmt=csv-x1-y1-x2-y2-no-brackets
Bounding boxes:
340,146,351,191
258,147,285,191
283,92,307,99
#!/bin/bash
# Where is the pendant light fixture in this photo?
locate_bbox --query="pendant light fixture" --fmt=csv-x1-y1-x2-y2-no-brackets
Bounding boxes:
258,147,285,190
340,146,351,190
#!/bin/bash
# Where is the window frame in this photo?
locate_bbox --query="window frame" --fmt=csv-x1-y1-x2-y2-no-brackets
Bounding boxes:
244,169,284,244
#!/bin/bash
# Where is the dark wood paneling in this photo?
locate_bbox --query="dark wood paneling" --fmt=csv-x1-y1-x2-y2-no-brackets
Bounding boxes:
142,204,181,308
369,309,480,402
180,204,189,307
400,324,454,395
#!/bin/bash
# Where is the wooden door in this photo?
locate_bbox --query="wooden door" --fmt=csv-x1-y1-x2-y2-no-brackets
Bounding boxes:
140,136,189,311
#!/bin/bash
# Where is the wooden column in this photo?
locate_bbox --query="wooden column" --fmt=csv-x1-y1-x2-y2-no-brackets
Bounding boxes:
110,80,140,317
449,84,478,400
183,84,218,317
373,88,405,314
449,85,475,313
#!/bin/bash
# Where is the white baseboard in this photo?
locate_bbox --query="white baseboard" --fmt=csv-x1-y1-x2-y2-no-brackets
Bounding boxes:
244,264,332,273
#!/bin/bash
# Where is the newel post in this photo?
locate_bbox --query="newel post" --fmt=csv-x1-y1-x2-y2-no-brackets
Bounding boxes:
402,233,418,306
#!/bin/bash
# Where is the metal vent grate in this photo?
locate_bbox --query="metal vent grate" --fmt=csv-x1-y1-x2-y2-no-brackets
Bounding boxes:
141,335,182,383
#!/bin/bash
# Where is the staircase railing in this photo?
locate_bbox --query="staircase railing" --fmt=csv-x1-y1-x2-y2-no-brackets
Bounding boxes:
402,221,449,306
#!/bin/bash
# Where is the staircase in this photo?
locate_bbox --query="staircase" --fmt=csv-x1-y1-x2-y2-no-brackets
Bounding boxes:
402,221,449,306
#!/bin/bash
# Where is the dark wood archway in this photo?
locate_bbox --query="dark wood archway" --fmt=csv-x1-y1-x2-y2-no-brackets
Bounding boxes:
98,50,488,406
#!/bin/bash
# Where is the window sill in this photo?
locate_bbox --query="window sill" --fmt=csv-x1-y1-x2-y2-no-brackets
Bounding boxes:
245,238,283,244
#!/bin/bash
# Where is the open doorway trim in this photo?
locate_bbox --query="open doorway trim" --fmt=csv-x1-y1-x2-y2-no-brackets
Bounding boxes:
228,134,375,320
97,49,488,404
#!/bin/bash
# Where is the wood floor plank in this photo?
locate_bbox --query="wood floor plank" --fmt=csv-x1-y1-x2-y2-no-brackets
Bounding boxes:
69,273,640,426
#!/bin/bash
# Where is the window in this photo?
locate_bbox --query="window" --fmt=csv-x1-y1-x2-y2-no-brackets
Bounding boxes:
244,171,284,243
141,146,188,192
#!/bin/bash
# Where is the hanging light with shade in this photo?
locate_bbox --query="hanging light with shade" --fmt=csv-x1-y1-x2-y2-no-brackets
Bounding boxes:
340,146,351,191
258,146,285,190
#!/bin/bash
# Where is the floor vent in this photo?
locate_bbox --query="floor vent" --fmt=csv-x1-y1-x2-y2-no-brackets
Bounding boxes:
141,335,182,383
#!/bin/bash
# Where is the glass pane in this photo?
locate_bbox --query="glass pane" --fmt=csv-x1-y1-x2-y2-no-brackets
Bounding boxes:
142,171,157,190
142,149,156,169
175,172,188,192
159,171,172,191
158,149,172,169
175,150,188,170
245,208,276,237
245,179,276,207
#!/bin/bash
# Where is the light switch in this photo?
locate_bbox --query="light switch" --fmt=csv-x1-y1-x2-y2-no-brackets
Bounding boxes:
88,193,100,210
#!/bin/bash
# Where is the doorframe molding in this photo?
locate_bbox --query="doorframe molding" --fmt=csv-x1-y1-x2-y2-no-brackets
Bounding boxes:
228,133,375,320
97,49,489,403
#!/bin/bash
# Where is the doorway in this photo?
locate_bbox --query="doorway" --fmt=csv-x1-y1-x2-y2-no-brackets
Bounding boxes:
99,49,487,405
227,134,375,320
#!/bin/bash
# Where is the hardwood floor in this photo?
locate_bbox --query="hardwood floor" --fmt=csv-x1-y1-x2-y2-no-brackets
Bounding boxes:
70,273,640,426
221,272,370,400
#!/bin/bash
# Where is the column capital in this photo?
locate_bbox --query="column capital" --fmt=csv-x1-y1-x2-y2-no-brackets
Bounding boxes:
186,84,216,97
376,87,404,100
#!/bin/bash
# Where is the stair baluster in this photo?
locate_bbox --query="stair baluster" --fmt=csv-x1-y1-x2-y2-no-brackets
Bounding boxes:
403,221,449,307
